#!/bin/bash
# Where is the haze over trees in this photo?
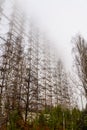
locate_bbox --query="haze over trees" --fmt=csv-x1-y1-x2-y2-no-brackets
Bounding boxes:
0,0,87,130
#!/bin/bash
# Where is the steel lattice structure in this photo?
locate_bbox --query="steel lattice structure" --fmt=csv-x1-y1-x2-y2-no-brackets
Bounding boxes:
0,0,74,122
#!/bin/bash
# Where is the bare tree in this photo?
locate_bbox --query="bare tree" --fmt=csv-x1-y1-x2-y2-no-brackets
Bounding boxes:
72,35,87,103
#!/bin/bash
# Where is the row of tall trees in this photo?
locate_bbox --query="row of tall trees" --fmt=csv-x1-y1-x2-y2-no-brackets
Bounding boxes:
33,105,82,130
7,105,83,130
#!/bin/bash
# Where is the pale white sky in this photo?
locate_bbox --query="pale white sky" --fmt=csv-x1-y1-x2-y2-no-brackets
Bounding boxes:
18,0,87,69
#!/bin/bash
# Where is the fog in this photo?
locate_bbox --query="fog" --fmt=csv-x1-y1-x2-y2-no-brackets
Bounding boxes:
17,0,87,70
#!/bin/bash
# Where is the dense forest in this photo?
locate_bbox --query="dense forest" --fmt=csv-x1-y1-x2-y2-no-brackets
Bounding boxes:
0,0,87,130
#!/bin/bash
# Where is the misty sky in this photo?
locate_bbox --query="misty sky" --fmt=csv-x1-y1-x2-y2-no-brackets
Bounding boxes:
18,0,87,69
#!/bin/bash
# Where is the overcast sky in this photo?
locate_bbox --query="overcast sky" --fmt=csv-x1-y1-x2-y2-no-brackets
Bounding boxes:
18,0,87,69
